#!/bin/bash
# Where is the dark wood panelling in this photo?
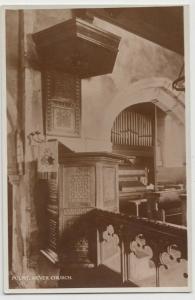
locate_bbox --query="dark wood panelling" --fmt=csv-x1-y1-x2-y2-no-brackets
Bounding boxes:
32,17,121,78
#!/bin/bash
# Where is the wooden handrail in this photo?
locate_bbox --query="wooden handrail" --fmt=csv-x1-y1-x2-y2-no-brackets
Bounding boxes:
59,208,188,287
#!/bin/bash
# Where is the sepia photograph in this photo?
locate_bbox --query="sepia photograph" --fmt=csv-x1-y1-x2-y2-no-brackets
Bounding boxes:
3,4,190,293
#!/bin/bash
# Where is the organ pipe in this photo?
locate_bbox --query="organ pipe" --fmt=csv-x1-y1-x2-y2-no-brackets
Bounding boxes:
111,109,153,147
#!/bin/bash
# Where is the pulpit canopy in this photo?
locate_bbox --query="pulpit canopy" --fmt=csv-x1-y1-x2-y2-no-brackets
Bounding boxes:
32,17,121,78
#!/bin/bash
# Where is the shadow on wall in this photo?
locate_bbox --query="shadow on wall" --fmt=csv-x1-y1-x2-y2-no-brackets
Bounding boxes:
157,166,186,185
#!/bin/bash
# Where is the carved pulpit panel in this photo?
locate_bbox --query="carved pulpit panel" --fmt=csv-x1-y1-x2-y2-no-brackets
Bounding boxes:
42,70,81,137
103,166,117,210
61,166,95,209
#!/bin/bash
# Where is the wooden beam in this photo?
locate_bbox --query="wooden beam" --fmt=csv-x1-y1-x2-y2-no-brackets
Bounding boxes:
89,7,184,55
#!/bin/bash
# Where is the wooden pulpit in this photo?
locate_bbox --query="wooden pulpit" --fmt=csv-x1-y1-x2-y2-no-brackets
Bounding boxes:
37,140,122,266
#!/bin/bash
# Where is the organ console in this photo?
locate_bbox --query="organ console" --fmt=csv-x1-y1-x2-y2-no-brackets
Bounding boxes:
118,161,149,216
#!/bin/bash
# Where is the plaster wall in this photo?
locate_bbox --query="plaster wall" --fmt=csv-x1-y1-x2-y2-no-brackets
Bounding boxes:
81,18,185,177
156,112,186,184
82,17,183,142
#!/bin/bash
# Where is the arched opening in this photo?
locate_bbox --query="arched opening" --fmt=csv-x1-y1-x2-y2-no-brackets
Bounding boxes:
110,89,185,222
111,102,158,216
111,102,156,185
96,77,184,148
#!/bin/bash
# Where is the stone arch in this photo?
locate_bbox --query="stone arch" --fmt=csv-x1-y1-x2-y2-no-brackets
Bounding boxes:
99,77,185,142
